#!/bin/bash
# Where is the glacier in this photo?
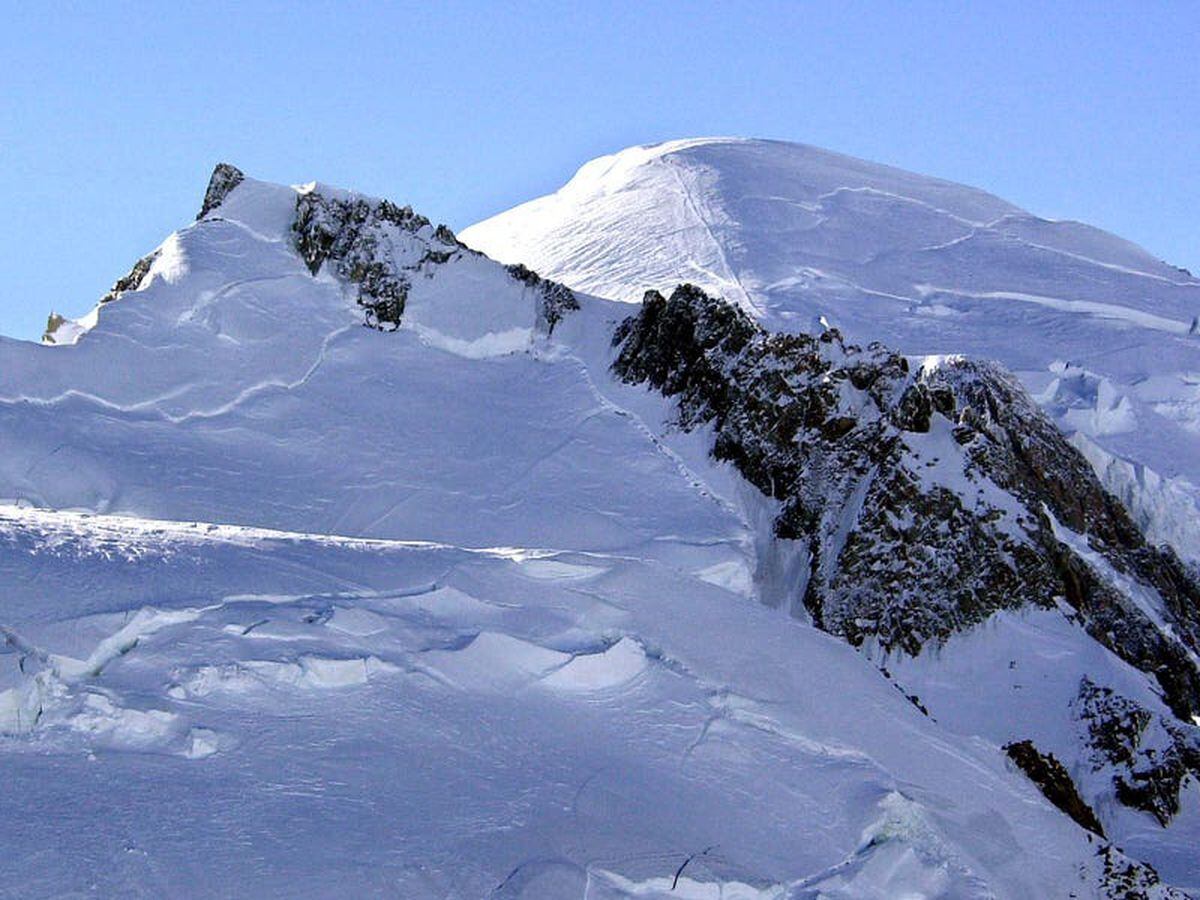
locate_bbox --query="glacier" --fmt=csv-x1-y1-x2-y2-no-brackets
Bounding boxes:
0,162,1196,898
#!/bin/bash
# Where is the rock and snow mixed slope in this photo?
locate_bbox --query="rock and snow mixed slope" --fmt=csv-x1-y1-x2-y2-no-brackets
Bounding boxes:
462,137,1200,564
0,164,1197,896
607,283,1200,884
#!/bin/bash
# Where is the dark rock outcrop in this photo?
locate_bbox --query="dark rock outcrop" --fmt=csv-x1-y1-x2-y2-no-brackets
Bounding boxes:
42,312,68,344
98,250,160,306
292,191,460,331
1094,843,1185,900
1074,678,1200,825
196,163,245,219
612,284,1200,720
1004,739,1105,837
505,263,579,334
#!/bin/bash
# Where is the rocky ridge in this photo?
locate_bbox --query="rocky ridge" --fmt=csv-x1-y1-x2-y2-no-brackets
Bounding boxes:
283,175,578,335
65,164,580,341
1075,678,1200,827
612,283,1200,827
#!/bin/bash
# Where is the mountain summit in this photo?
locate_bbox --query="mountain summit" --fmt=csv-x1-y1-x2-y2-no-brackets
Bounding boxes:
1,161,1198,896
463,137,1200,566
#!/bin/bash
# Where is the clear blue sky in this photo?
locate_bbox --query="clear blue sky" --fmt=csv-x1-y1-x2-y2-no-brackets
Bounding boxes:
2,1,1196,339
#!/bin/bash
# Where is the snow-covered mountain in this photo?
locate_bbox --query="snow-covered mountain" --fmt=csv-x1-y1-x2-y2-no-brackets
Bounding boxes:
462,137,1200,565
1,163,1197,897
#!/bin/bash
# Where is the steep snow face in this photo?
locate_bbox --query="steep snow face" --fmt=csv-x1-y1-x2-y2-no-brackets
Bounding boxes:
0,165,1196,897
462,138,1200,563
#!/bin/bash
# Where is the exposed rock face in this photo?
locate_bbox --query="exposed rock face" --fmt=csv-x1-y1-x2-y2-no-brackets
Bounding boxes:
289,189,578,335
42,312,67,344
505,263,580,334
1094,843,1186,900
1004,739,1105,837
292,191,461,330
1074,678,1200,826
926,359,1200,649
196,163,245,220
924,362,1200,724
612,284,1200,721
98,250,160,306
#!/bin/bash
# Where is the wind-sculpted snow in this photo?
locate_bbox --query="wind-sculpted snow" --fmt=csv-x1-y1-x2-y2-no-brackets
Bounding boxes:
1,164,1198,895
0,506,1183,898
462,137,1200,566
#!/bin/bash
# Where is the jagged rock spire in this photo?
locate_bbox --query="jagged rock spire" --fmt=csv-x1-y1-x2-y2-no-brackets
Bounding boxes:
196,162,245,220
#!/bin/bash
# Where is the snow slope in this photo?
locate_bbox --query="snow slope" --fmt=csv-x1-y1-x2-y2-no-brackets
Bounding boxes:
462,137,1200,563
0,167,1193,897
0,506,1171,898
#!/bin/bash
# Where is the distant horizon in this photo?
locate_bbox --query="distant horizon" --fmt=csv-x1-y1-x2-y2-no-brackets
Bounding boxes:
2,2,1195,340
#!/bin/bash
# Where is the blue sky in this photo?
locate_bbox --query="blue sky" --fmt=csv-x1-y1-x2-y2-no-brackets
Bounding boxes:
2,1,1196,339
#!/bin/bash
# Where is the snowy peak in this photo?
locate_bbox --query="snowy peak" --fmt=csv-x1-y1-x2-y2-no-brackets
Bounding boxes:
38,164,580,352
462,137,1200,569
464,136,1191,306
5,153,1200,895
462,136,1026,309
561,136,1022,225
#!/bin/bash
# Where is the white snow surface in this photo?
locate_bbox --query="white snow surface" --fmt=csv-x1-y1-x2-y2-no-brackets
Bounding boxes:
0,504,1163,898
0,169,1192,897
462,137,1200,563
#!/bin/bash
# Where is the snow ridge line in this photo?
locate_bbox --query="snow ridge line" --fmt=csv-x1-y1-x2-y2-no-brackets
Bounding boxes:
916,285,1193,334
0,503,646,565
